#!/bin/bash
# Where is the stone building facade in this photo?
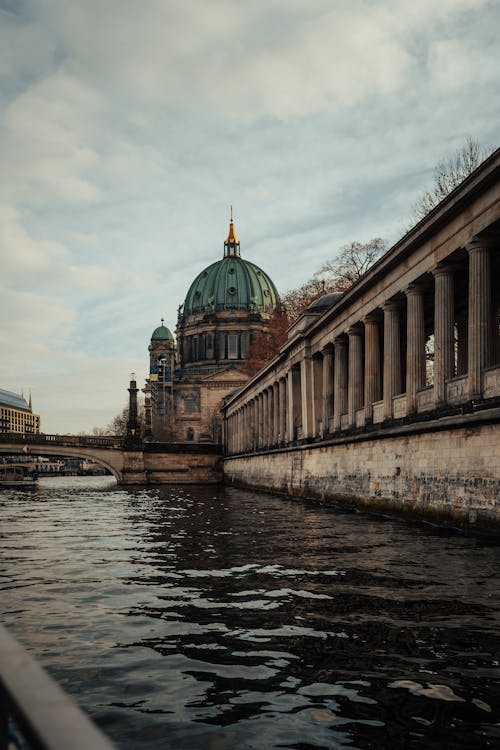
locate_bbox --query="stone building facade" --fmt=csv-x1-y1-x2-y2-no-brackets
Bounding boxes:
144,214,279,443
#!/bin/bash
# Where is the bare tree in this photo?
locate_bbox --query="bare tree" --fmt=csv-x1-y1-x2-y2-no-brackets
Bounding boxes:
316,238,387,291
411,136,491,224
280,278,331,321
278,238,387,325
88,400,145,437
243,303,291,376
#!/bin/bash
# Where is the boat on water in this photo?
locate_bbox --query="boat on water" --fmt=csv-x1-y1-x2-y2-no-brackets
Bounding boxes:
0,464,38,488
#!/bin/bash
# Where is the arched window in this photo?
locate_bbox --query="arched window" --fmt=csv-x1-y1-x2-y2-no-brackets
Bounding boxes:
186,427,195,441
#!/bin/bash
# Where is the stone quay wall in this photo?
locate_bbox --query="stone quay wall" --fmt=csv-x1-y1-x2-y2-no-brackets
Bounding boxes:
223,409,500,533
142,450,222,484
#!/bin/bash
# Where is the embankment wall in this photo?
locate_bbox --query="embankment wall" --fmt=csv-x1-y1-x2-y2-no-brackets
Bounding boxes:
223,411,500,533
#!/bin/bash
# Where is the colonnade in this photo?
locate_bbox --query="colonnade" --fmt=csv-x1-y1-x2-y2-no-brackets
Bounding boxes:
226,237,500,455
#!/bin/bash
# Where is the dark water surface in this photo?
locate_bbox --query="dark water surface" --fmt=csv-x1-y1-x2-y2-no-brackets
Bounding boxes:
1,477,500,749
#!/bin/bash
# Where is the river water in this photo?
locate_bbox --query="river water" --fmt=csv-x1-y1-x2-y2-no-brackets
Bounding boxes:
1,476,499,749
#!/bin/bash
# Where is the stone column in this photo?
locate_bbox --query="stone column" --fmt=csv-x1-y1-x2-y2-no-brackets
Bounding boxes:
287,370,294,443
433,264,454,404
300,356,313,438
262,390,268,447
273,382,279,445
126,377,140,444
261,394,265,447
363,313,381,422
333,336,348,430
312,356,323,437
406,284,426,413
251,399,256,451
256,396,260,449
322,344,334,433
348,326,363,427
279,377,287,444
267,386,274,446
467,239,492,399
254,400,258,449
383,301,401,419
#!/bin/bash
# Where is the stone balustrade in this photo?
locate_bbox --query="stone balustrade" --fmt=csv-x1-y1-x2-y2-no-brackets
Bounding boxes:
483,365,500,400
392,394,407,420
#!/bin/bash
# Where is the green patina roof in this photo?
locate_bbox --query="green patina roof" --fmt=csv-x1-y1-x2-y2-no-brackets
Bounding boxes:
151,323,174,341
183,256,279,317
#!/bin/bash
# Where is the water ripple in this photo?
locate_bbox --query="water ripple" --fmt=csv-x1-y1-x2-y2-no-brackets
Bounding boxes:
1,476,500,749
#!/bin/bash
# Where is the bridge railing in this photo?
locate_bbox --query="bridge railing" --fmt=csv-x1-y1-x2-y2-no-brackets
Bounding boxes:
0,623,116,750
0,433,124,449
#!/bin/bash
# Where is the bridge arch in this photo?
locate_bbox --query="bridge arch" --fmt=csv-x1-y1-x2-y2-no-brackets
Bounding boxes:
0,437,126,483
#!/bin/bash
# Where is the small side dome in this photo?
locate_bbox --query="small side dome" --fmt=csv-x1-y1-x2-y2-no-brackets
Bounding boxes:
307,292,343,312
151,318,174,341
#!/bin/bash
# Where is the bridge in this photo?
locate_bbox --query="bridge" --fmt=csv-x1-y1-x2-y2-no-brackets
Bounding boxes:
223,148,500,533
0,433,222,484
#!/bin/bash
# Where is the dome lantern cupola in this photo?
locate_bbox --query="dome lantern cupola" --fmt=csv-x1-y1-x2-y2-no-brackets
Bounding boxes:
151,317,174,341
224,206,240,258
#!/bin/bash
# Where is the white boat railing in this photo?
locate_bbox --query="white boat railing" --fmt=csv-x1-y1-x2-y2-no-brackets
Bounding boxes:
0,624,116,750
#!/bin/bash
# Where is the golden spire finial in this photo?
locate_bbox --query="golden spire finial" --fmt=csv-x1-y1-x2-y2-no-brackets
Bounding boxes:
225,205,239,244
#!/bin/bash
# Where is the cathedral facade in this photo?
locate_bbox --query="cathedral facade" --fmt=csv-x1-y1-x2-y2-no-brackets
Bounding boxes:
143,215,278,444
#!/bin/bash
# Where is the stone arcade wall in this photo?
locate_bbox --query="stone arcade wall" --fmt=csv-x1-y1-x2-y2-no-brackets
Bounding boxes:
224,408,500,533
223,149,500,532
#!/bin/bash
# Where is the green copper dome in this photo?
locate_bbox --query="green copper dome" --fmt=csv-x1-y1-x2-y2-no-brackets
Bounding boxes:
182,216,279,317
151,320,174,340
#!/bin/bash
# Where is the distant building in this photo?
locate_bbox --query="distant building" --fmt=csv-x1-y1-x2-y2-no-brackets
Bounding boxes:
143,213,279,442
0,388,40,434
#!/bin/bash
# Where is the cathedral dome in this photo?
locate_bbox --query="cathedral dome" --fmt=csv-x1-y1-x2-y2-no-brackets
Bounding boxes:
181,213,278,318
151,319,174,340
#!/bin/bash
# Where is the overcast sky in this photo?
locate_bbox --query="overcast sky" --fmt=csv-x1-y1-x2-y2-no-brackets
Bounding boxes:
1,0,499,433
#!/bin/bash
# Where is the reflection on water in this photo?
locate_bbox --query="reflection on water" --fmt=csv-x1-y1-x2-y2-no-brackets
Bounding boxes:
1,476,499,749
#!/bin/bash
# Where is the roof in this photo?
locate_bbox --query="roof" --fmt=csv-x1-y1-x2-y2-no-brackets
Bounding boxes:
181,216,279,317
182,256,279,316
307,292,344,312
0,388,30,412
151,322,174,341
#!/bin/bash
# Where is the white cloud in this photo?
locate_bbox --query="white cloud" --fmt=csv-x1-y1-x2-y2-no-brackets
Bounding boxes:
0,288,76,354
0,205,114,293
428,35,499,90
0,205,69,279
0,71,101,204
27,0,490,122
